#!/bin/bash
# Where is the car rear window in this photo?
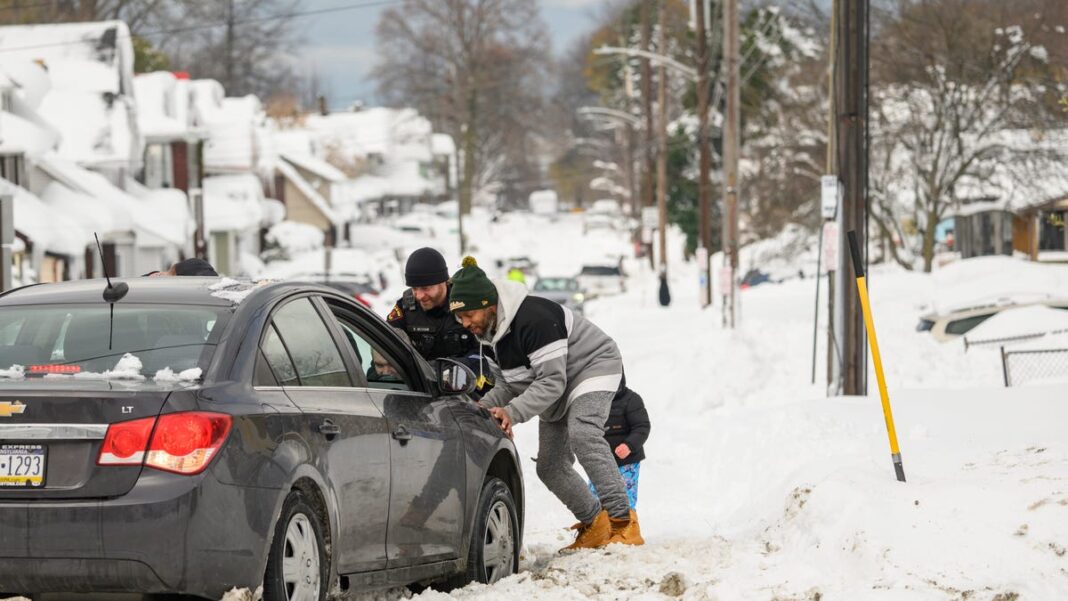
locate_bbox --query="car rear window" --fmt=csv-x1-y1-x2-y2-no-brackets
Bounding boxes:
0,304,228,379
580,266,621,276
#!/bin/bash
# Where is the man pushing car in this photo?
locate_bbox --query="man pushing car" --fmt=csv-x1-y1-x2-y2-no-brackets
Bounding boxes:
448,256,643,550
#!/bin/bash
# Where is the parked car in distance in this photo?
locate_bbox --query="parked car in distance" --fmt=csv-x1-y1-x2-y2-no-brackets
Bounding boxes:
917,296,1068,342
0,277,523,601
531,277,585,314
497,256,539,281
740,269,772,289
577,263,626,298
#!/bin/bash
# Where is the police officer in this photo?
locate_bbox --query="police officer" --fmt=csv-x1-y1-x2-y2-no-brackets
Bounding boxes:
386,248,492,392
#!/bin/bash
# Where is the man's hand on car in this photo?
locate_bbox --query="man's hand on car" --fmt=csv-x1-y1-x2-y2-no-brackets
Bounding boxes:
488,407,513,438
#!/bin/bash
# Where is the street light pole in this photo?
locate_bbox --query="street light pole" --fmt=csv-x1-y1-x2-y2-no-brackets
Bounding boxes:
656,0,671,307
695,0,713,308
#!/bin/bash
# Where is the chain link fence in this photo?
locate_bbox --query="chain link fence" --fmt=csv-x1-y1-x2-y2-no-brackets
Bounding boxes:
1001,346,1068,387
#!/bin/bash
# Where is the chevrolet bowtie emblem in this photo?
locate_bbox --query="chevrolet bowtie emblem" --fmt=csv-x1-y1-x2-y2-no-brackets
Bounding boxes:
0,401,26,417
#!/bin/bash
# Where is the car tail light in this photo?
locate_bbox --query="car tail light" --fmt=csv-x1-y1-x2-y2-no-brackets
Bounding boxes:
98,417,155,465
145,412,232,475
353,294,372,308
29,364,81,374
96,412,231,475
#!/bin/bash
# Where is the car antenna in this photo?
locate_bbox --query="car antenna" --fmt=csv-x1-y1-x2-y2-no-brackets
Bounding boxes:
95,233,128,351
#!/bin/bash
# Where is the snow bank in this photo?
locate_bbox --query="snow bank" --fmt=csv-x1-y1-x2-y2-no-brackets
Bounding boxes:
265,221,325,257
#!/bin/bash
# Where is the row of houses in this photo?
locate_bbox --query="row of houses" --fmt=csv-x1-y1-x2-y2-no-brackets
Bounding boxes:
0,20,456,282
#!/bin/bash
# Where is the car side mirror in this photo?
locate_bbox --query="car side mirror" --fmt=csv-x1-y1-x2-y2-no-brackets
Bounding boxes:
436,358,477,395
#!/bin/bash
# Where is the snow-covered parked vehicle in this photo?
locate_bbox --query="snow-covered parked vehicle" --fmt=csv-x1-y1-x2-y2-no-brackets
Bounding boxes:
577,263,627,298
0,277,523,600
531,276,586,315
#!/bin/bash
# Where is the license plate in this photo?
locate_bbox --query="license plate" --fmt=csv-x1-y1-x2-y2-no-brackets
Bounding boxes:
0,444,46,488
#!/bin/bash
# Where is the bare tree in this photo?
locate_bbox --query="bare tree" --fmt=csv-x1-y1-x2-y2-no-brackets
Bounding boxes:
373,0,550,216
870,0,1067,271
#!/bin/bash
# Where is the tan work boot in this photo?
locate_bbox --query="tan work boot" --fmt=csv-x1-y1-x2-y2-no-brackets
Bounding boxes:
561,510,611,552
607,509,645,546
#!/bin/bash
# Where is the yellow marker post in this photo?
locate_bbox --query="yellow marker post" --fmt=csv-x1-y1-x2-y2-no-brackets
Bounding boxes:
847,231,906,482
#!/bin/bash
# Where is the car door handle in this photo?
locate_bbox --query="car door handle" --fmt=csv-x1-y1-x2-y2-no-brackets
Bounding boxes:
392,425,413,444
318,421,341,439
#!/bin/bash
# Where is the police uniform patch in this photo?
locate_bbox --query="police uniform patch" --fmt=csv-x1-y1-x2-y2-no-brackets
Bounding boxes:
387,305,404,322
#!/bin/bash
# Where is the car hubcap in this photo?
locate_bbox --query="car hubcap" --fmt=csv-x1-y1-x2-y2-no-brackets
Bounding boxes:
482,500,515,583
282,513,320,601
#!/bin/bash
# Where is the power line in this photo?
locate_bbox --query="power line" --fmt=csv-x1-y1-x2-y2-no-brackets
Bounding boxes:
0,0,400,54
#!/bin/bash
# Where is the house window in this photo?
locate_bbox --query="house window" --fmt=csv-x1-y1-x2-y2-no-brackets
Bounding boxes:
0,153,26,186
143,143,174,189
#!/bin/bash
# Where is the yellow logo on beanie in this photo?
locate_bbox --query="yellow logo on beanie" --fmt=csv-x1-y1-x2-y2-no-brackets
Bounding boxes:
450,301,467,311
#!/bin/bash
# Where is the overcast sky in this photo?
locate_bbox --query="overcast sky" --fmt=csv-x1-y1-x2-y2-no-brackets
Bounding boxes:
299,0,613,110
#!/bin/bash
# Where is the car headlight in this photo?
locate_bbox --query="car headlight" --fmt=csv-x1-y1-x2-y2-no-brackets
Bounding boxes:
572,293,585,304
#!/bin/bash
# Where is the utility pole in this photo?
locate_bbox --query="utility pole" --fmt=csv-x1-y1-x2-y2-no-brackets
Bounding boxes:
656,0,671,306
640,1,657,269
695,0,713,308
723,0,740,327
835,0,869,395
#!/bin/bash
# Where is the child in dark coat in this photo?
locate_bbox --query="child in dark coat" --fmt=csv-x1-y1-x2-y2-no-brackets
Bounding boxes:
589,385,650,509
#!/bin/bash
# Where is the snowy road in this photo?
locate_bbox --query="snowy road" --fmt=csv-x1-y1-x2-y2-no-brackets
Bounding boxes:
348,215,1068,600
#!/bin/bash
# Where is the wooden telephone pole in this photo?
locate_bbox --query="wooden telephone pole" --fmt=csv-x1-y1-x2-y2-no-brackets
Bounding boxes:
722,0,740,327
656,0,669,285
695,0,713,308
835,0,869,395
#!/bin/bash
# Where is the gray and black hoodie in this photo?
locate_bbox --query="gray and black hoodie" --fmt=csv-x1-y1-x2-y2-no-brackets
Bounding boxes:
478,280,623,424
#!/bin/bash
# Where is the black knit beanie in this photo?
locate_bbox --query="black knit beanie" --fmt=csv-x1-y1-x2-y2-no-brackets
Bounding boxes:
449,257,498,312
405,247,449,287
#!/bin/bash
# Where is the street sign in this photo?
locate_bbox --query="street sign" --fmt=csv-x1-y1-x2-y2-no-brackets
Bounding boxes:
821,221,839,269
641,206,659,229
718,266,732,295
821,175,839,219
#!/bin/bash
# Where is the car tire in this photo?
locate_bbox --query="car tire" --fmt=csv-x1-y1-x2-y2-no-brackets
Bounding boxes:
263,491,329,601
442,477,519,590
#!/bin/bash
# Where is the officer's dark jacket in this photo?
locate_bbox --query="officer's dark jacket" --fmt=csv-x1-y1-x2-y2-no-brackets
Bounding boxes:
387,286,480,361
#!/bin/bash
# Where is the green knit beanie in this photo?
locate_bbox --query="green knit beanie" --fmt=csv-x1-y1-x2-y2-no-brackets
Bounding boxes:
449,256,499,312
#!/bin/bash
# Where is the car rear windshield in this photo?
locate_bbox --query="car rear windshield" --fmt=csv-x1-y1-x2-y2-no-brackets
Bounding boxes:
0,304,229,379
534,278,578,292
580,266,621,276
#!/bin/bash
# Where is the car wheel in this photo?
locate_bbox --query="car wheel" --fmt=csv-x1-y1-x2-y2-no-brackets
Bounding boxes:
263,492,328,601
443,477,519,589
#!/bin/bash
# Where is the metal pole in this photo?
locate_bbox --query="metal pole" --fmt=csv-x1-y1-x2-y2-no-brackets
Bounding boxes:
0,195,12,292
723,0,741,328
811,223,825,384
695,0,712,308
836,0,869,395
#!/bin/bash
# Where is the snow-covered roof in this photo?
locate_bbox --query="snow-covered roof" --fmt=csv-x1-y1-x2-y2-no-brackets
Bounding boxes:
34,154,188,247
0,109,57,156
134,71,203,141
303,107,434,161
0,22,140,169
951,198,1011,218
0,177,92,256
193,85,264,174
203,174,265,233
275,160,342,226
280,152,346,182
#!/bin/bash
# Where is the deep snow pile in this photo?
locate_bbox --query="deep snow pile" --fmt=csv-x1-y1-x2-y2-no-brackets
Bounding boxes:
335,213,1068,600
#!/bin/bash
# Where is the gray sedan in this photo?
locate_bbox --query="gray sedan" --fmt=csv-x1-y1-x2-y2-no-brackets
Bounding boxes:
531,277,586,314
0,277,523,601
